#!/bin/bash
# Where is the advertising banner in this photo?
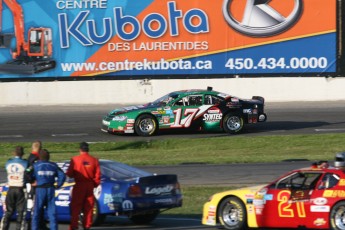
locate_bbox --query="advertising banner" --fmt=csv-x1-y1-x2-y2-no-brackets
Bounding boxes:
0,0,337,80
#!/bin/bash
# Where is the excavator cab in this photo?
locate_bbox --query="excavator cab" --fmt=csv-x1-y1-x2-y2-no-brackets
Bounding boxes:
28,28,52,57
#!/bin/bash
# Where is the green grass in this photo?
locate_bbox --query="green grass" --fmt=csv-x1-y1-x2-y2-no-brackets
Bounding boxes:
1,133,344,166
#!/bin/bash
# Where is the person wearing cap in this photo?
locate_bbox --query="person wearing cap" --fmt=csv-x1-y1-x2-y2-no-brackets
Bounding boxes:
0,146,28,230
66,142,101,230
31,149,66,230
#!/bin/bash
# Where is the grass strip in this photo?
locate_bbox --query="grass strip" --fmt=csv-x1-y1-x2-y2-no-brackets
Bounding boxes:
1,133,345,166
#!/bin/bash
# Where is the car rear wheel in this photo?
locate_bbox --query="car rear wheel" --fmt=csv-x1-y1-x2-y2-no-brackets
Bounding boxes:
79,201,106,226
135,114,157,136
218,197,247,230
330,201,345,230
223,113,244,134
129,210,159,224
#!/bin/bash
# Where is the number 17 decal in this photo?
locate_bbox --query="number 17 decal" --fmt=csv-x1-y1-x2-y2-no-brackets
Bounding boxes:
171,108,199,128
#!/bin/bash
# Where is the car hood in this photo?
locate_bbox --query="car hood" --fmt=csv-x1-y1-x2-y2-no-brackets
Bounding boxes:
108,104,154,116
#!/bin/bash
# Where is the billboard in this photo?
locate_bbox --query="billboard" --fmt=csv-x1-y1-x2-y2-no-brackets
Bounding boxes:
0,0,338,80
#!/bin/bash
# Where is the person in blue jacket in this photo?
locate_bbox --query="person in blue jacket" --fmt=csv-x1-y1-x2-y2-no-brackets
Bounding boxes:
31,149,66,230
0,146,28,230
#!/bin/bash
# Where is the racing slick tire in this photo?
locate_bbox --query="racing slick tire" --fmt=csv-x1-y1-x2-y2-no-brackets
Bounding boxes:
135,114,158,136
79,201,106,226
218,196,248,230
223,113,244,134
129,210,159,224
330,201,345,230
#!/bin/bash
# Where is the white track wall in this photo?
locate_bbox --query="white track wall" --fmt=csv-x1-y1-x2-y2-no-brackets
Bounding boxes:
1,77,345,106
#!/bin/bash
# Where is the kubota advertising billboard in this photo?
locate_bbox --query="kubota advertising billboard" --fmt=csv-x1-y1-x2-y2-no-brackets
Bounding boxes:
0,0,338,80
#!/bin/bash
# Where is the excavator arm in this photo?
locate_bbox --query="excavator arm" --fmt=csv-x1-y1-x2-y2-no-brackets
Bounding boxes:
0,0,25,56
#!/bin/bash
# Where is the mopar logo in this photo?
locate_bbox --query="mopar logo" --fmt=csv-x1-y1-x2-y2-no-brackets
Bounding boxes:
222,0,303,37
145,185,174,195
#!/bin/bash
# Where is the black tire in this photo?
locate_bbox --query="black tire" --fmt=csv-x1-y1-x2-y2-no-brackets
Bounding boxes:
129,210,159,224
134,114,158,136
218,197,247,230
330,201,345,230
223,113,244,134
79,201,106,226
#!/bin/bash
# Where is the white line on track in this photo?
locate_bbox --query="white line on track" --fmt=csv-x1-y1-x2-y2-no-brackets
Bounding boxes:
51,133,89,137
315,128,345,132
0,135,23,138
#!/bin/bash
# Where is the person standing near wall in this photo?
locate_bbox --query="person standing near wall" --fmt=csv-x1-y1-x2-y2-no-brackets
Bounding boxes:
66,142,101,230
0,146,28,230
31,149,66,230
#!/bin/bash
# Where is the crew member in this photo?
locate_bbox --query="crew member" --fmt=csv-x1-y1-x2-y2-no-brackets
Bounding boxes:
31,149,66,230
67,142,101,230
0,146,28,230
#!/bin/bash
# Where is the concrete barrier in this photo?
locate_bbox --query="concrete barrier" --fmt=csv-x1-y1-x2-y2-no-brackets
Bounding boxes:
1,77,344,106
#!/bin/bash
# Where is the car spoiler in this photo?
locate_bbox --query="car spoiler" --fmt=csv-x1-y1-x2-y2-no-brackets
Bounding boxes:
252,96,265,103
138,174,178,185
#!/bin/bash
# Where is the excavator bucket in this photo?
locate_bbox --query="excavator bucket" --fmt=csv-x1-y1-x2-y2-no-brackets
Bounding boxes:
0,33,13,48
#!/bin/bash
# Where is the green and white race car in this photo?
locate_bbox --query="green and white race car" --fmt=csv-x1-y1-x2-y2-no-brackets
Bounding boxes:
101,87,267,136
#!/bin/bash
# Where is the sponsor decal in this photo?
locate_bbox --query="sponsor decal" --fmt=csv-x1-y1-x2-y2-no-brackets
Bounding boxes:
104,194,113,204
112,193,124,203
127,119,135,124
58,195,69,201
118,126,124,131
223,0,303,37
154,198,173,204
94,185,102,200
124,130,135,133
163,116,170,124
122,200,133,210
203,113,222,122
145,185,174,195
107,203,115,210
264,194,273,201
312,197,328,205
323,190,345,198
112,116,127,121
55,200,70,207
310,205,330,212
314,218,326,226
339,179,345,186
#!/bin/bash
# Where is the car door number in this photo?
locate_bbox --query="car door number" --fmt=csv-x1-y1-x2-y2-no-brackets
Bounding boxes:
171,108,199,128
278,190,306,218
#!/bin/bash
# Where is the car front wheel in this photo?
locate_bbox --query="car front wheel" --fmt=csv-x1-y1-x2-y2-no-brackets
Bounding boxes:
218,197,247,230
135,114,158,136
330,201,345,230
223,113,244,134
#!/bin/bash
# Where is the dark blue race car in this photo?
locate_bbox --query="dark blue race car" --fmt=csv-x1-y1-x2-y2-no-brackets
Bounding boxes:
0,160,183,226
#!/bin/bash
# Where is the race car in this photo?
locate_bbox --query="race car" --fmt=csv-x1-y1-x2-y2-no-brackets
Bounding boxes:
0,160,183,226
101,87,267,136
202,156,345,230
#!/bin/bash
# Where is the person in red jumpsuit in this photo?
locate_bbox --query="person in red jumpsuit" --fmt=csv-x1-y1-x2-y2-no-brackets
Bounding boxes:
66,142,101,230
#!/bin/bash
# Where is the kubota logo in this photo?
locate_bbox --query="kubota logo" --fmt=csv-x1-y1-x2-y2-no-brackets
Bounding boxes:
222,0,303,37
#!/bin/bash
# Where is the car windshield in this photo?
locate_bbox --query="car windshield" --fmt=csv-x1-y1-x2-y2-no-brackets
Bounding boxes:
100,160,152,180
151,93,179,106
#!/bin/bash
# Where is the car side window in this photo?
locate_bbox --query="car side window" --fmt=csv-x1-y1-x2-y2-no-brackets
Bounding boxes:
205,95,223,105
174,95,202,106
318,173,340,189
273,172,322,190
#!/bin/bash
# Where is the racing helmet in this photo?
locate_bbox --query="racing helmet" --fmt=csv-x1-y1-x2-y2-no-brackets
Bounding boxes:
334,152,345,168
